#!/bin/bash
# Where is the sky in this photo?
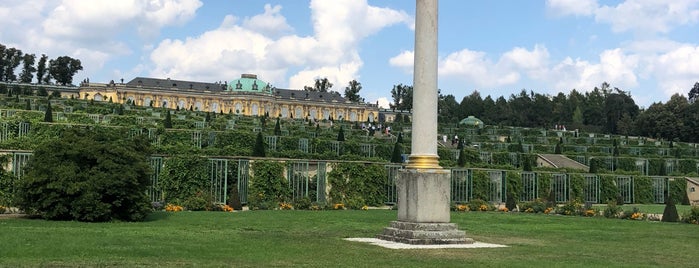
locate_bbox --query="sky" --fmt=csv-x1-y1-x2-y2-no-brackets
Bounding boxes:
1,0,698,109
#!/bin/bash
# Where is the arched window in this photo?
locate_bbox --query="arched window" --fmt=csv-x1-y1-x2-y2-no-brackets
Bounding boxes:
350,111,358,122
281,107,289,118
235,102,243,114
93,93,103,102
295,107,303,119
251,103,259,116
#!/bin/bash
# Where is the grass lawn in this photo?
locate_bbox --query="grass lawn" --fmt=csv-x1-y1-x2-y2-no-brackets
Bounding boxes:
591,204,693,215
1,210,697,267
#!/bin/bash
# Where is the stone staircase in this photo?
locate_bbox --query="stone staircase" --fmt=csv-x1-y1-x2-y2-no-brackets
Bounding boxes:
538,154,589,171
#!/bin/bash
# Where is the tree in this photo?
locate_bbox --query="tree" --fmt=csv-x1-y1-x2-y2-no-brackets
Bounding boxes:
337,126,345,141
390,142,403,163
3,47,23,82
15,127,152,222
274,118,281,135
390,84,413,111
44,101,53,122
689,82,699,103
25,99,31,110
36,54,48,84
48,56,83,85
164,110,173,128
396,132,403,143
19,53,36,83
344,80,364,102
304,77,333,92
661,191,679,222
252,131,266,157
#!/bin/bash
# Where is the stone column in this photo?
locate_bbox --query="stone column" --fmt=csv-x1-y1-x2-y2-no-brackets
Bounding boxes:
378,0,472,245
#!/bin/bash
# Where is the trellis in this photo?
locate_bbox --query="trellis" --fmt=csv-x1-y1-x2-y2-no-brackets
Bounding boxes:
360,143,375,158
237,159,250,204
191,131,202,148
520,172,537,202
288,161,309,200
551,173,569,203
330,141,341,156
651,177,668,204
315,162,328,204
488,170,506,203
148,157,163,202
209,159,228,204
450,169,471,203
12,152,32,181
616,176,634,204
583,174,600,203
384,164,402,204
265,136,278,151
18,122,30,137
299,138,309,153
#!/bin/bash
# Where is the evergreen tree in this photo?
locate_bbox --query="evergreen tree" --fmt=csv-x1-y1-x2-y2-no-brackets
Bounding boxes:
252,131,266,157
661,191,679,222
337,126,345,141
205,112,211,123
390,142,403,163
274,118,281,136
25,99,31,110
554,141,562,154
164,110,173,129
505,192,517,211
396,132,403,143
44,101,53,122
588,158,598,173
522,154,532,171
457,149,467,167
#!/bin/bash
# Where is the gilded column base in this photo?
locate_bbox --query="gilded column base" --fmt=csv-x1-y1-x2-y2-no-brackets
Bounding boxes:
406,155,442,170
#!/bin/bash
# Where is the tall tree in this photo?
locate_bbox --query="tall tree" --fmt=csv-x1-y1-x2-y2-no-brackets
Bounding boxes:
164,110,172,128
304,77,333,92
688,82,699,103
36,54,48,84
19,53,36,83
389,84,413,111
252,131,266,157
48,56,83,85
44,100,53,122
344,80,364,102
603,88,639,134
438,93,459,123
0,44,6,80
3,47,23,82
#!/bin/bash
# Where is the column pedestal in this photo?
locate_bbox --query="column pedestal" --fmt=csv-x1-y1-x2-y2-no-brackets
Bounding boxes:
377,169,473,245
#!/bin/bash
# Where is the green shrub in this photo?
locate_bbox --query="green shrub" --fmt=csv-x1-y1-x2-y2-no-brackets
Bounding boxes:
468,199,492,211
661,193,680,222
328,162,386,206
248,160,290,210
15,126,152,222
519,199,547,213
681,206,699,224
603,201,623,218
293,197,312,210
183,192,210,211
557,199,583,216
160,154,209,204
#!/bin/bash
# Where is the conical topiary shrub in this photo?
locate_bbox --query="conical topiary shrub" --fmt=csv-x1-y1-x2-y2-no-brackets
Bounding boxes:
661,191,679,222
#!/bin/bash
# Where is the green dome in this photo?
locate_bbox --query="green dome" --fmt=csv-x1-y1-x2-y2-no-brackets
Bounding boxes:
459,116,484,128
227,74,272,94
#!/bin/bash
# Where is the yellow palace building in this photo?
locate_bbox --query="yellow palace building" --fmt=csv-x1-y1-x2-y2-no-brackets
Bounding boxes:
78,74,379,122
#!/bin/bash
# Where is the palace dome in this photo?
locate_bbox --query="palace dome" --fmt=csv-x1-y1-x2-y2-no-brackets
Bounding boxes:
227,74,272,94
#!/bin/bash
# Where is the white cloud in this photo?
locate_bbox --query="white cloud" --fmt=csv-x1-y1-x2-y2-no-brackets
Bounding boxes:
376,97,391,109
149,0,411,90
549,48,639,91
652,45,699,96
546,0,598,16
547,0,699,34
0,0,203,83
243,4,293,38
388,50,414,72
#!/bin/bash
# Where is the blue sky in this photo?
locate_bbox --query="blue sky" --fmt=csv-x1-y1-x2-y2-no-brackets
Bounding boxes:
2,0,699,108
